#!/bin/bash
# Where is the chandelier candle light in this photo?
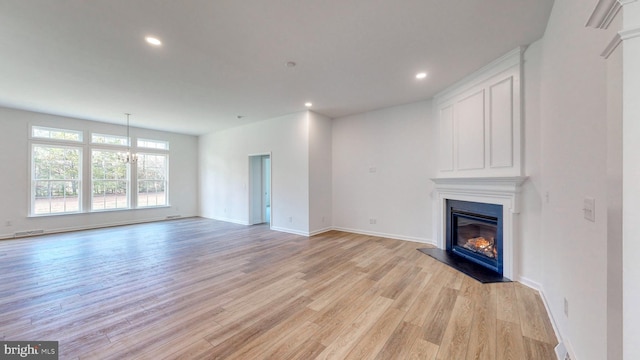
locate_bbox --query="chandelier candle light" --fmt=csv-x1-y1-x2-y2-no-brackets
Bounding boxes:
121,113,138,164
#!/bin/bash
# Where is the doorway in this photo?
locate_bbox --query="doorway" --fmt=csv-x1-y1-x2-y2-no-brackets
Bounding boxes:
249,154,271,225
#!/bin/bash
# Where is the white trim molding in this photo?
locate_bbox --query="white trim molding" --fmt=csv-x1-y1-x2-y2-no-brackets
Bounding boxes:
434,47,524,106
586,0,622,29
592,0,640,58
431,176,528,280
620,26,640,40
332,226,434,245
434,48,523,179
602,33,623,58
605,25,640,59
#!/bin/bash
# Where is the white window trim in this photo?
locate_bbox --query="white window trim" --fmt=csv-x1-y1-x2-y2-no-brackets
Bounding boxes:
90,148,131,211
29,125,171,216
91,133,129,147
30,143,83,216
136,152,169,208
31,125,84,142
137,138,170,150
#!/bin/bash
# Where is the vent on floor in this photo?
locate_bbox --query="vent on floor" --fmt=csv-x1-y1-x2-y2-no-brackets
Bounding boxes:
14,229,45,237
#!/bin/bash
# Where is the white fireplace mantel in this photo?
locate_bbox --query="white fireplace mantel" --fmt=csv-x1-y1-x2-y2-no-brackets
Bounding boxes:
431,176,528,280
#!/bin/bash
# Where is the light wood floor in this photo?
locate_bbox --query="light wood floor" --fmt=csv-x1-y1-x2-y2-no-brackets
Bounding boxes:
0,218,557,359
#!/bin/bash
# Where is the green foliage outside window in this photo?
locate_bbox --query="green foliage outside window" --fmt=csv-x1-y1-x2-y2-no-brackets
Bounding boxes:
32,145,81,214
92,150,129,210
31,125,169,214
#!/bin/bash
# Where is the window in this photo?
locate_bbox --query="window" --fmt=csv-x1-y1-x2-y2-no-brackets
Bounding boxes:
32,145,82,215
137,153,168,207
137,138,169,150
32,126,83,142
29,125,170,216
92,133,128,146
91,150,129,210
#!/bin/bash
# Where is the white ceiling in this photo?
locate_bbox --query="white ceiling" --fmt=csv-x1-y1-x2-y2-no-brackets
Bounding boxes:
0,0,554,136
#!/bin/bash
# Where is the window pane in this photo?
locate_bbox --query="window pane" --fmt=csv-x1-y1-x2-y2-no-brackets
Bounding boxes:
92,149,129,210
32,145,81,215
137,138,169,150
137,153,167,207
32,126,83,142
92,133,128,146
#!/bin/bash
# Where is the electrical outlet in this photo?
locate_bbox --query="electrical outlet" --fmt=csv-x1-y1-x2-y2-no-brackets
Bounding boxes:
322,216,325,223
289,216,293,223
5,221,11,227
369,167,377,173
564,298,569,317
369,218,377,224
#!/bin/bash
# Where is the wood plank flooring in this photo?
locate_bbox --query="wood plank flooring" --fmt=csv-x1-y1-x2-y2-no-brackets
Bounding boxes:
0,218,557,359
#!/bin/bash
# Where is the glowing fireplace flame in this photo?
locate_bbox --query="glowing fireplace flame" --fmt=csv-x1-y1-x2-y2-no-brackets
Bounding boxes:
463,237,496,258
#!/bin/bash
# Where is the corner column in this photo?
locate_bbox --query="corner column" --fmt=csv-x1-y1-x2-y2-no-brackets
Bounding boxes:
622,1,640,359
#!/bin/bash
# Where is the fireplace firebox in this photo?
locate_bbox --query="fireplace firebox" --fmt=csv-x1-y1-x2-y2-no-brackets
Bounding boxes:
446,199,503,275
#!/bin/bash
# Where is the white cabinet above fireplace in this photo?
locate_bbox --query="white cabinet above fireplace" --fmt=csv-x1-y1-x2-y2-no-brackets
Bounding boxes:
435,47,523,178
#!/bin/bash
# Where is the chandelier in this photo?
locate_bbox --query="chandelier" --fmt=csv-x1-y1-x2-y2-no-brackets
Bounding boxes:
121,113,138,164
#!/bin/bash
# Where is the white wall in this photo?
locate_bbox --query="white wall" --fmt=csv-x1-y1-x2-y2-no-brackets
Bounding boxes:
199,111,310,235
332,100,435,243
535,0,619,358
308,111,332,235
0,106,199,239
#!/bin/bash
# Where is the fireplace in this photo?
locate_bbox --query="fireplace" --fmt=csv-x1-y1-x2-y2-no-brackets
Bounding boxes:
446,199,503,275
431,176,527,280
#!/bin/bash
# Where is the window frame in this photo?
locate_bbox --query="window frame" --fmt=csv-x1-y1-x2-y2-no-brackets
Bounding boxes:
136,152,169,208
137,138,169,150
29,124,171,217
30,142,83,216
90,148,131,211
91,133,129,146
32,125,84,143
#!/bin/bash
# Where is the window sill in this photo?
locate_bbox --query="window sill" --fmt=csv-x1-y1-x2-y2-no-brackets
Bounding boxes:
28,205,172,218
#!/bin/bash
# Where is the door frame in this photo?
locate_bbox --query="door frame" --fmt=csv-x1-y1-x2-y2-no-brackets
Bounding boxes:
248,152,272,227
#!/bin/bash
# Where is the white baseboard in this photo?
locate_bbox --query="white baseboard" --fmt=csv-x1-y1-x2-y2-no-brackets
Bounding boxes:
517,275,542,291
270,226,311,237
309,227,333,236
252,224,434,242
211,216,250,226
0,215,198,240
332,226,435,245
517,278,576,360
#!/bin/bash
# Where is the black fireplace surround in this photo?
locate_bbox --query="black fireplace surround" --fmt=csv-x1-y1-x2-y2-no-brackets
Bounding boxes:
446,199,503,275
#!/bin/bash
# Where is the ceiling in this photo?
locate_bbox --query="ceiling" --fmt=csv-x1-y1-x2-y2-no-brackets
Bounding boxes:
0,0,554,136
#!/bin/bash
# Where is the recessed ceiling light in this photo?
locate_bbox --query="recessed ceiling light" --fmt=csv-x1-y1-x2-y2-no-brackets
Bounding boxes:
304,102,313,107
145,36,162,46
416,72,428,79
